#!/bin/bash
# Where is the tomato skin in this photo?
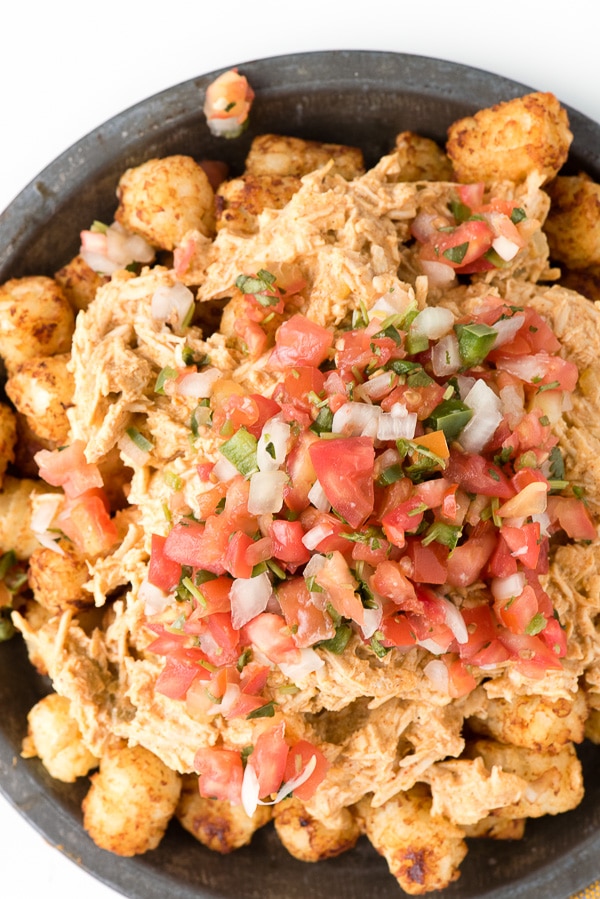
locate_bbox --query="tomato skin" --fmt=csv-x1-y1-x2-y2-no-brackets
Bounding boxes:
459,604,501,662
277,577,335,648
314,550,364,625
269,314,333,369
274,366,326,416
309,436,375,529
35,439,104,498
148,533,182,592
494,584,539,634
243,612,300,664
283,740,329,801
547,496,597,541
371,560,420,613
249,722,289,797
445,521,497,588
194,747,244,804
381,496,426,548
155,656,203,699
223,531,254,579
164,521,208,569
378,611,417,647
269,519,312,566
500,522,541,570
443,655,477,698
185,577,232,623
487,534,518,578
445,451,515,499
58,490,118,557
405,538,449,585
498,631,563,678
419,218,494,269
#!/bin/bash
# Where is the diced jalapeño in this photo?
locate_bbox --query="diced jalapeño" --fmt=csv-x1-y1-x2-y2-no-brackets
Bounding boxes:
425,398,473,443
454,322,497,367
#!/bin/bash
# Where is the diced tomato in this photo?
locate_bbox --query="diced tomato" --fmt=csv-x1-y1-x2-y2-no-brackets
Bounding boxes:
155,656,203,699
500,522,541,570
164,521,209,569
378,610,417,647
493,584,539,634
194,747,244,804
459,604,501,661
443,655,477,698
269,314,333,369
456,183,485,208
239,662,271,696
148,533,182,592
58,490,119,557
243,612,300,664
277,577,335,647
371,560,420,613
494,352,578,392
283,740,329,801
248,394,283,438
299,507,353,556
274,366,326,416
335,329,398,378
539,616,568,658
498,631,563,678
314,550,364,625
380,382,446,419
196,482,230,521
405,538,449,585
223,531,254,579
203,612,241,666
420,219,494,270
309,436,375,529
34,439,104,498
547,496,597,541
445,521,497,588
351,534,390,566
249,722,289,797
444,451,515,499
269,519,312,566
487,534,518,578
234,318,268,358
381,496,426,547
185,577,232,622
244,536,274,568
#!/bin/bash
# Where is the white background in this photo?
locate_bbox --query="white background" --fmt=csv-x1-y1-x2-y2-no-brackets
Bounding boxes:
0,2,597,897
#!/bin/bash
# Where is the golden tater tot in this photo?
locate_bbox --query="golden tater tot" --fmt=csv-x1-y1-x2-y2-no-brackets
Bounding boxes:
176,774,271,853
0,402,17,488
273,797,360,862
446,91,572,185
82,742,181,857
0,276,75,372
216,173,301,235
21,692,98,782
115,155,215,250
0,476,51,559
463,816,526,840
393,132,454,182
468,692,587,753
244,134,364,179
356,786,467,895
55,254,109,312
28,540,93,615
544,173,600,269
6,353,74,445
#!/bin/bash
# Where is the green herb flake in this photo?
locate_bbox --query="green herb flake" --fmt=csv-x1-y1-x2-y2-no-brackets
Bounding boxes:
510,207,527,224
525,613,547,636
219,426,258,476
246,701,277,719
442,241,469,265
126,427,154,453
318,623,353,654
154,365,178,395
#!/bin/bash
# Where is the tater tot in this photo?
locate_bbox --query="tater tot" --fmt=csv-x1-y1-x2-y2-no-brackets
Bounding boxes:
273,797,360,863
82,742,181,856
21,692,98,782
55,254,109,312
468,692,587,752
0,276,75,372
28,540,93,615
446,91,572,185
6,353,74,445
356,786,467,895
393,132,454,182
544,173,600,269
0,402,17,488
244,134,364,179
115,155,215,250
0,476,50,559
216,173,301,235
176,773,271,853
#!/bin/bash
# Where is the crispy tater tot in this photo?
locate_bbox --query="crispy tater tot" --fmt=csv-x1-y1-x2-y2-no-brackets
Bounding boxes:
216,173,301,235
468,692,588,753
55,254,109,312
176,773,271,853
21,692,98,782
463,816,526,840
544,173,600,269
446,91,572,185
6,353,74,445
393,132,454,182
273,796,360,862
0,476,50,559
244,134,364,179
0,402,17,488
356,786,467,895
28,540,93,615
0,276,75,373
115,155,215,250
82,742,181,857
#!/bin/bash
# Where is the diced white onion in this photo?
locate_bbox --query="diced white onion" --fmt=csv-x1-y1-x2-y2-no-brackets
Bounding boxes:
332,402,380,437
303,554,327,578
34,532,66,555
459,379,503,453
490,572,527,602
499,384,525,428
241,759,262,817
356,371,396,401
151,282,195,328
106,222,154,265
302,522,334,551
212,455,238,482
117,431,151,467
532,510,551,537
361,603,383,640
456,375,476,400
492,235,521,262
30,493,64,536
376,404,417,441
247,470,288,515
419,259,456,289
410,306,455,340
491,314,525,347
307,479,330,512
230,571,273,629
175,367,221,398
80,249,121,275
139,578,172,615
257,418,291,472
424,659,450,692
431,333,461,377
417,638,448,655
278,648,325,681
438,597,468,645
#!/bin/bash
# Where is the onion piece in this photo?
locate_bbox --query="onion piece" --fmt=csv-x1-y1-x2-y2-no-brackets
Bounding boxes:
278,648,325,681
212,456,238,482
424,659,450,692
410,306,455,340
117,431,151,467
492,234,521,262
459,379,503,453
151,282,195,328
431,333,461,377
303,554,327,579
257,418,291,472
175,367,221,398
377,404,417,441
361,603,383,639
139,578,172,615
307,479,330,512
241,759,262,817
332,402,380,437
230,571,273,629
491,314,525,347
490,572,527,602
438,597,468,644
419,259,456,289
247,470,287,515
302,522,334,551
356,371,396,401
